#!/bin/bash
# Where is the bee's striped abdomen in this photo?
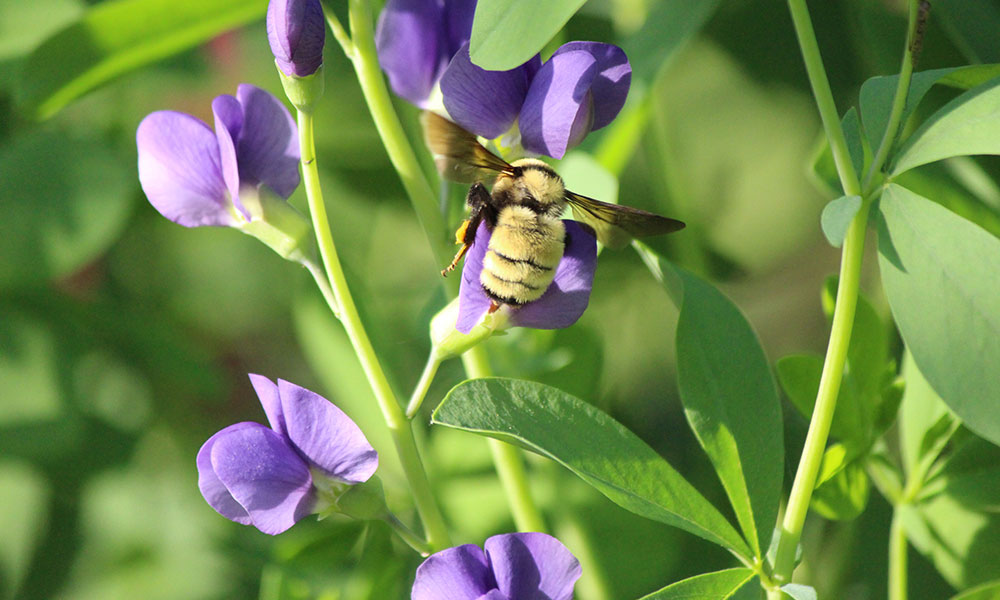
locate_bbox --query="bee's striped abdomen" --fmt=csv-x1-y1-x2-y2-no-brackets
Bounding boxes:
481,206,565,305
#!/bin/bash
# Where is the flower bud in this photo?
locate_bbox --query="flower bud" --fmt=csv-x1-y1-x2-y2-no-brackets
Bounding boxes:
267,0,326,77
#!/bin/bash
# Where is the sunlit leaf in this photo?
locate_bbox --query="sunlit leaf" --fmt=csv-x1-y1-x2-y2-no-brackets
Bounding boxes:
468,0,586,70
878,184,1000,446
433,377,751,556
638,567,756,600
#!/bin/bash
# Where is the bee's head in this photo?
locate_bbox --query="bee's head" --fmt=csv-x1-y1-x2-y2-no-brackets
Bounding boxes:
501,158,565,210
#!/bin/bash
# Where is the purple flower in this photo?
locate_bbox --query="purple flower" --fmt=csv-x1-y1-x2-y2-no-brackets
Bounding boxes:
456,220,597,334
412,532,581,600
376,0,476,107
442,41,631,159
197,375,378,535
267,0,326,77
136,84,299,228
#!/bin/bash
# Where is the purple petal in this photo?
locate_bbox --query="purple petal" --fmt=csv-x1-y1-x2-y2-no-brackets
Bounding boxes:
455,221,493,334
510,220,596,329
212,94,249,220
249,374,285,435
267,0,325,77
277,379,378,483
441,43,538,138
519,49,598,159
210,422,315,535
442,0,476,56
412,544,496,600
196,424,255,525
234,84,300,199
556,42,631,130
136,111,233,227
376,0,446,107
485,532,581,600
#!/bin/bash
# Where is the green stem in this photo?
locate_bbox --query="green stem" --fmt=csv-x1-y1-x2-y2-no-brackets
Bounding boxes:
342,0,452,270
863,0,921,193
888,509,908,600
461,345,547,533
302,258,341,319
297,109,451,551
785,0,861,197
773,0,874,582
385,513,433,556
406,353,442,419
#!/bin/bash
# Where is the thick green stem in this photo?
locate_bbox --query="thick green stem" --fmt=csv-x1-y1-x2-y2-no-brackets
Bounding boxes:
461,345,547,533
342,0,452,269
297,109,451,551
889,510,908,600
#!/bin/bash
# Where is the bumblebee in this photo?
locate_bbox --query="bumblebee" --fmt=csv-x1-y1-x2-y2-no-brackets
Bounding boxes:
423,111,685,313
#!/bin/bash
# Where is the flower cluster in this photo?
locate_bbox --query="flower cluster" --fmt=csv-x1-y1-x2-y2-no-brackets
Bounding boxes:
412,532,581,600
197,375,378,535
376,0,630,158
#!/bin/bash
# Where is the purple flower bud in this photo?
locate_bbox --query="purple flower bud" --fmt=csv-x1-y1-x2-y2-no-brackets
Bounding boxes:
375,0,477,107
197,375,378,535
411,532,581,600
456,220,597,333
136,84,299,228
267,0,326,77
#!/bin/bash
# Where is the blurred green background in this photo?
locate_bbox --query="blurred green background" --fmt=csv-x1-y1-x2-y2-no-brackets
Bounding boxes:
3,0,999,598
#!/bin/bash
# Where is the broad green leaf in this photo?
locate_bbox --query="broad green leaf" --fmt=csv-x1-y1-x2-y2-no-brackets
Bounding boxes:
0,130,132,289
898,350,957,480
17,0,264,119
878,184,1000,446
781,583,818,600
811,445,870,521
951,579,1000,600
433,378,751,556
891,76,1000,176
923,437,1000,513
821,195,862,247
674,267,783,556
859,64,1000,155
638,568,756,600
468,0,586,70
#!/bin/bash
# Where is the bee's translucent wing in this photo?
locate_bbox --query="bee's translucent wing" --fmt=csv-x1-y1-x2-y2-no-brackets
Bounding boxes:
422,111,512,183
565,190,685,249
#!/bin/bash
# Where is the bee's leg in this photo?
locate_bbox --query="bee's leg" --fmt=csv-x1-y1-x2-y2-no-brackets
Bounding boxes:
441,183,494,277
487,301,502,314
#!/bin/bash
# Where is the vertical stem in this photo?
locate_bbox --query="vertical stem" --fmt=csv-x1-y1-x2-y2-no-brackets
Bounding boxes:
342,0,452,270
297,109,451,551
461,345,547,533
888,509,908,600
406,353,442,419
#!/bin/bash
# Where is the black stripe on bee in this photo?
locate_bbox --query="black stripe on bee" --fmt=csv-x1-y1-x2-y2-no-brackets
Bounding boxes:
491,250,554,271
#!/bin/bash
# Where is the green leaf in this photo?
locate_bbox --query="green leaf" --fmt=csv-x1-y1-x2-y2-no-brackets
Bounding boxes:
891,76,1000,176
859,64,1000,155
0,130,132,289
821,195,862,248
810,444,870,521
877,184,1000,446
433,377,751,556
901,496,1000,589
16,0,264,119
923,437,1000,513
898,347,956,479
637,568,756,600
950,579,1000,600
468,0,586,70
781,583,818,600
674,267,783,556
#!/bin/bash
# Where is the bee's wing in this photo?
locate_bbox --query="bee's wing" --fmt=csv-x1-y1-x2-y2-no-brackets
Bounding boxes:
422,111,513,183
565,190,686,249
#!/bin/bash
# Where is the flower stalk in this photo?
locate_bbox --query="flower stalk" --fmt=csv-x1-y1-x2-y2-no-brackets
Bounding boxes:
296,106,451,551
771,0,922,588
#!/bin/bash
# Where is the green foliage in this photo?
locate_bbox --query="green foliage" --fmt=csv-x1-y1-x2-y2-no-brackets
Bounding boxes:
673,266,783,556
820,195,862,247
637,567,756,600
17,0,265,119
468,0,586,69
433,377,751,557
878,184,1000,446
